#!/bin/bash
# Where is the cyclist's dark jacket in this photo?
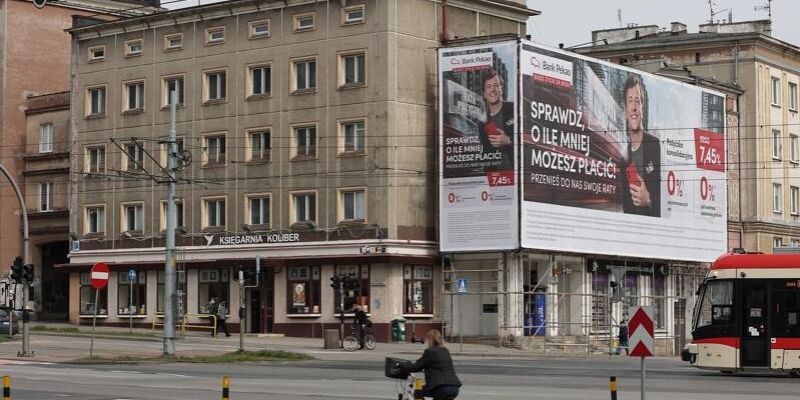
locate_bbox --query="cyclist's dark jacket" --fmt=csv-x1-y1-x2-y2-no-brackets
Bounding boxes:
408,346,462,391
354,310,370,326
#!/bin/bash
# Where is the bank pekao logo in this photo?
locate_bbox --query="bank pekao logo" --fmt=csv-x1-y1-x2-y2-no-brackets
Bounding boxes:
530,56,541,69
204,235,214,246
449,58,461,65
525,51,573,89
446,52,493,72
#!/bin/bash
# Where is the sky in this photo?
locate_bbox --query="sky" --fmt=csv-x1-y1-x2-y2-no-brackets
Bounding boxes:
527,0,798,48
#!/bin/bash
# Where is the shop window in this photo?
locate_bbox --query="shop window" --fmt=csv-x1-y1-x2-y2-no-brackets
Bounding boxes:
117,271,146,315
79,272,108,316
652,271,666,329
404,265,433,314
157,270,187,314
333,265,370,313
623,272,639,311
197,269,230,314
287,266,320,314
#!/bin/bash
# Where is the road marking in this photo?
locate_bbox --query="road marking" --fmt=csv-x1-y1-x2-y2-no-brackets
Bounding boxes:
0,359,53,365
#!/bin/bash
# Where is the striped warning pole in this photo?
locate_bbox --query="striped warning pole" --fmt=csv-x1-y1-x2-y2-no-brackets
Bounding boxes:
3,375,10,400
609,376,618,400
221,376,230,400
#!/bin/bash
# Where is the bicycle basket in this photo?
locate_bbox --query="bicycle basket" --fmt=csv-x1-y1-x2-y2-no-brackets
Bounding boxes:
384,357,412,379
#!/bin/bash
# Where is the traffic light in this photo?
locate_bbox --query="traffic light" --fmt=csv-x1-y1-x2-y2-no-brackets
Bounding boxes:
330,274,340,289
10,257,23,282
23,264,34,282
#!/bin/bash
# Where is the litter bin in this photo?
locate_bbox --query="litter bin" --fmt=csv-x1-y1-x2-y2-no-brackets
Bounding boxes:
391,318,406,342
323,329,340,349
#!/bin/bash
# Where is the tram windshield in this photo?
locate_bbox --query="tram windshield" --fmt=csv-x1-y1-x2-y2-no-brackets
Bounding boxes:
692,280,733,331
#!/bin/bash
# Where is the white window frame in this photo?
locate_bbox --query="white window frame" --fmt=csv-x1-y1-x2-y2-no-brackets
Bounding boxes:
338,51,366,87
202,196,227,229
792,186,799,216
161,75,185,107
246,63,272,98
159,199,185,231
339,119,366,154
773,129,782,160
245,194,271,227
772,76,781,106
86,85,106,116
85,145,106,174
123,80,145,112
248,19,270,38
290,191,317,225
159,136,185,167
291,58,317,93
293,13,315,32
124,39,143,57
84,205,106,235
121,202,144,233
88,45,105,62
292,125,317,159
338,188,366,222
203,133,226,165
774,237,784,249
164,33,183,51
773,183,783,213
122,142,144,171
39,123,54,153
791,134,799,164
203,69,227,102
39,182,54,212
790,82,798,111
205,26,225,45
341,4,365,25
246,128,271,162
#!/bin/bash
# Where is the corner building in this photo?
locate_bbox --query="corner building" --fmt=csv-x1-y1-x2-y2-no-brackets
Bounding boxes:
65,0,536,340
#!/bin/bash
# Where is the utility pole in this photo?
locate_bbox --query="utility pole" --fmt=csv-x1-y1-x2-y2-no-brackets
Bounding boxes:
237,256,260,352
163,90,178,356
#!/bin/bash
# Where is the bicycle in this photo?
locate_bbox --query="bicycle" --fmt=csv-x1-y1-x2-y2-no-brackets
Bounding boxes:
342,323,376,351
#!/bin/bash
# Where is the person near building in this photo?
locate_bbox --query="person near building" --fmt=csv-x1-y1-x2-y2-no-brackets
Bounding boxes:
204,297,218,335
621,73,661,217
405,329,462,400
477,69,515,172
353,304,371,349
216,299,231,337
616,318,629,355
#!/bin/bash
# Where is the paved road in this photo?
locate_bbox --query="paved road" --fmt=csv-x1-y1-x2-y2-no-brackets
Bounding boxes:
2,356,799,399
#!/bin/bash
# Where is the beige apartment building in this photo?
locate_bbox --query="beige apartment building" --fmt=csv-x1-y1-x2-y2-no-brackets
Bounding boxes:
579,20,800,253
64,0,537,340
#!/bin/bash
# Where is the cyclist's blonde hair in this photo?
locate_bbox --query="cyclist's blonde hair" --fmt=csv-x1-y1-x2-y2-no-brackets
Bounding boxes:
426,329,445,348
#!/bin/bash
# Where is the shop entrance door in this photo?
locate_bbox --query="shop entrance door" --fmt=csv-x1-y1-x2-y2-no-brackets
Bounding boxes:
258,269,274,333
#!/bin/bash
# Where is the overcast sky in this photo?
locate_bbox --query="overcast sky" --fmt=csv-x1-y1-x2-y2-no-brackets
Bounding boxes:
527,0,796,48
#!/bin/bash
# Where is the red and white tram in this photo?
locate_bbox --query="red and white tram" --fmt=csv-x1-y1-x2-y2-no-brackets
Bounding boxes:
684,252,800,375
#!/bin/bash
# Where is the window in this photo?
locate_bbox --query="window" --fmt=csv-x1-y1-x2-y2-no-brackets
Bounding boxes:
206,27,225,45
333,265,370,313
198,269,230,314
791,134,799,163
291,59,316,92
287,266,320,314
590,269,610,330
160,200,184,230
124,39,143,57
162,76,184,107
39,182,54,212
247,129,270,162
793,186,800,215
774,183,783,213
341,5,365,25
80,272,107,316
773,129,782,159
404,265,433,314
87,86,106,116
774,237,784,249
88,45,105,62
293,13,315,32
340,120,365,153
164,33,183,50
123,142,144,171
160,137,185,166
339,189,366,222
623,272,640,310
85,145,105,173
204,70,226,101
39,123,53,153
651,270,666,329
339,52,366,87
157,270,187,314
790,82,798,111
117,271,146,315
203,197,226,229
694,280,733,329
121,203,144,233
291,192,316,224
85,205,105,234
293,126,316,158
772,289,800,338
203,134,226,164
247,65,271,97
124,81,145,112
772,76,781,106
248,19,270,38
246,195,270,226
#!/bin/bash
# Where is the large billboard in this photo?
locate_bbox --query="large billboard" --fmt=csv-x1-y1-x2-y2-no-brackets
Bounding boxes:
439,41,519,252
520,42,727,262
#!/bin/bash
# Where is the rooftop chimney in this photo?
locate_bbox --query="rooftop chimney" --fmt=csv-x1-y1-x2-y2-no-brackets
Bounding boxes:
670,22,687,34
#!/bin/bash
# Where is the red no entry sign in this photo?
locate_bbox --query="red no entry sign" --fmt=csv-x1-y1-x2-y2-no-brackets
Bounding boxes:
91,262,109,290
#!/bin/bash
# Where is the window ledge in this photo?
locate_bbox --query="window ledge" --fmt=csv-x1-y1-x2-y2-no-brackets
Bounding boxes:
124,53,143,58
337,151,366,158
201,162,227,168
88,58,105,64
341,21,365,27
249,34,271,40
118,315,148,319
772,103,781,108
163,46,183,53
79,315,108,318
290,155,317,162
205,40,225,47
790,108,798,113
245,158,270,165
337,83,366,91
403,314,434,318
83,233,105,239
286,313,321,318
160,104,185,111
85,113,106,120
245,224,271,231
246,94,272,101
290,88,317,96
122,108,144,116
202,98,227,106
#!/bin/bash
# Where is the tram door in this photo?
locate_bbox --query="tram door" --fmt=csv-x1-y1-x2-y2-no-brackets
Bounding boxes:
740,283,769,367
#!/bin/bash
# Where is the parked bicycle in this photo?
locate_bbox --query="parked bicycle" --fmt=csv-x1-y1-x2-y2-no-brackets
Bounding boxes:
343,323,375,351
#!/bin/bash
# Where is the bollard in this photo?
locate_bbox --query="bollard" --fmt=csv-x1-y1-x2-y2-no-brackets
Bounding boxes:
413,376,424,400
221,376,230,400
3,375,10,400
609,376,617,400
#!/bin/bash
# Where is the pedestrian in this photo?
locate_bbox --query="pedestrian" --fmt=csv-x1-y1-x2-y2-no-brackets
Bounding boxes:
404,329,461,400
205,297,218,336
216,299,231,337
617,318,629,356
353,304,371,349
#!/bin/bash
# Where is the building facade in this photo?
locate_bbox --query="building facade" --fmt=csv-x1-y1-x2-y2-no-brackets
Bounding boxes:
65,0,536,340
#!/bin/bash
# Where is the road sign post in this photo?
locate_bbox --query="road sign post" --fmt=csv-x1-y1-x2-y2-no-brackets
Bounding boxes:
128,269,136,334
457,278,467,352
628,306,654,400
89,263,109,358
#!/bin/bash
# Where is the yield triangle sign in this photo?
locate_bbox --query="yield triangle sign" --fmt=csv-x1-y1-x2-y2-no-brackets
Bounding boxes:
628,306,654,357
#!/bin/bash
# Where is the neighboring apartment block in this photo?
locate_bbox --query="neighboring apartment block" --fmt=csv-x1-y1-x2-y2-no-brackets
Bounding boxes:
66,0,537,339
578,20,800,253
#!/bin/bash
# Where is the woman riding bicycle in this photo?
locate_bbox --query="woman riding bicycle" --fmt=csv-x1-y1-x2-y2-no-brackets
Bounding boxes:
405,329,462,400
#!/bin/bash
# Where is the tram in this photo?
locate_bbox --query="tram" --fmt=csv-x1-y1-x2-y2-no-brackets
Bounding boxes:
684,251,800,375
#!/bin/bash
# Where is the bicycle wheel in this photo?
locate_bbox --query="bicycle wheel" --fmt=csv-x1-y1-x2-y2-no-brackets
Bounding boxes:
342,336,359,352
364,334,376,350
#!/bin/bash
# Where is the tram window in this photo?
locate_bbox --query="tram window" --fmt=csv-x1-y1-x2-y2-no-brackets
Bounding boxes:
695,280,733,328
773,289,800,337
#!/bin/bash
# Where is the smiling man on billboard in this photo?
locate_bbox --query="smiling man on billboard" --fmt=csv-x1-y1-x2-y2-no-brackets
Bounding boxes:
621,74,661,217
478,69,515,172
